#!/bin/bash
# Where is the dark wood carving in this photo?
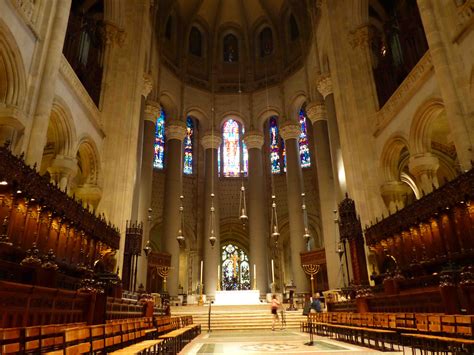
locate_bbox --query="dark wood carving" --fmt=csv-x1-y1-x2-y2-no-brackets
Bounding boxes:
338,194,369,286
122,221,143,291
300,248,329,292
146,251,171,294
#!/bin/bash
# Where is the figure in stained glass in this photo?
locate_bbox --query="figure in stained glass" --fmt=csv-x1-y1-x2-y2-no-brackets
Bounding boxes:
153,109,166,169
221,244,250,290
299,108,311,168
183,116,193,174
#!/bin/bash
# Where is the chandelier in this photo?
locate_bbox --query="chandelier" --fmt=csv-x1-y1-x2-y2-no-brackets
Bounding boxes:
270,194,280,245
176,195,185,247
239,177,248,227
302,192,311,245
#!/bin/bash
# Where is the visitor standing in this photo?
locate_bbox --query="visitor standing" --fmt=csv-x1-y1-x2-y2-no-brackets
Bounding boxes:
271,294,281,330
310,293,322,313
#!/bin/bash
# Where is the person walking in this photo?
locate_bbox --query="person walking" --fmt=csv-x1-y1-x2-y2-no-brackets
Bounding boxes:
271,294,281,331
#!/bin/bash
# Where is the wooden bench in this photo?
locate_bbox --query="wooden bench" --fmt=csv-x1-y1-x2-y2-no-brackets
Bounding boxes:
110,339,164,354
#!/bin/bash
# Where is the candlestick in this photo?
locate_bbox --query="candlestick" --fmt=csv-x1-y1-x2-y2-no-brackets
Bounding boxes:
200,260,203,285
217,264,221,290
271,259,275,284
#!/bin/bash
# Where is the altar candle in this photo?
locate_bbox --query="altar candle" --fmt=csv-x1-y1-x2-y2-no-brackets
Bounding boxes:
271,259,275,283
217,265,220,279
200,260,203,285
253,264,256,279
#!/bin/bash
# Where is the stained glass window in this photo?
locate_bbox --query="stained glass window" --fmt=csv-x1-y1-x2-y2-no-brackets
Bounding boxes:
221,244,250,290
221,119,247,177
269,117,281,174
153,109,166,169
299,108,311,168
183,116,193,174
281,139,287,172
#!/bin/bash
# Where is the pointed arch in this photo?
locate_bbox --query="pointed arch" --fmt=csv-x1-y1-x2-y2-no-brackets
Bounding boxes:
379,133,410,182
75,136,101,187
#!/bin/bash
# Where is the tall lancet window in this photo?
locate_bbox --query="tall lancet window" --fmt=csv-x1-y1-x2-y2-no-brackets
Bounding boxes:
221,119,248,177
269,117,281,174
299,108,311,168
183,116,194,174
153,109,166,169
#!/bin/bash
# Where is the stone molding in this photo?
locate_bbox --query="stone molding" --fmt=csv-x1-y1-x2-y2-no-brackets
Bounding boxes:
453,0,474,42
144,101,161,122
10,0,40,37
142,72,153,98
243,131,264,149
201,133,222,150
59,56,104,137
166,120,187,141
305,101,326,123
316,74,333,98
374,52,433,137
279,121,300,141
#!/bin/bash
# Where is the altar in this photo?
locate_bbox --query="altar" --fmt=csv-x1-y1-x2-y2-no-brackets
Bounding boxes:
214,290,261,305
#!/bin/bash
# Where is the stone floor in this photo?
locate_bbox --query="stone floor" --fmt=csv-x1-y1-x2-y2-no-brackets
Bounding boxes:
180,329,406,354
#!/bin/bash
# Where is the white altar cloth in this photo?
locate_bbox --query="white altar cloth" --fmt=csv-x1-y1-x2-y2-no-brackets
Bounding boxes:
214,290,261,305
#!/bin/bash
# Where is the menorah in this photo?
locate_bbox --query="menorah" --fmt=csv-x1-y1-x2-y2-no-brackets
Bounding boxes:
302,264,321,296
156,266,171,293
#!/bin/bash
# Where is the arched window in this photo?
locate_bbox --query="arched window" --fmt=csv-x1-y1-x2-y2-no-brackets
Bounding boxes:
289,14,299,41
299,108,311,168
189,26,202,57
221,243,250,290
269,116,286,174
183,116,194,174
260,27,273,57
153,109,166,169
223,34,239,62
220,119,248,177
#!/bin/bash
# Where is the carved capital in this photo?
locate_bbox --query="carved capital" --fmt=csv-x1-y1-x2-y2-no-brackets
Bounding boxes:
279,121,300,141
142,72,153,98
316,73,333,98
408,153,440,194
305,101,326,123
349,25,375,50
144,101,161,122
166,120,187,141
380,181,410,212
74,183,103,209
101,22,126,47
201,133,222,150
243,131,264,150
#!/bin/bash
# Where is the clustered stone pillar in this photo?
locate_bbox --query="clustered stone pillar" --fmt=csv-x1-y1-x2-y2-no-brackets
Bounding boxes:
135,100,160,288
162,120,187,297
317,73,346,202
417,0,473,170
201,132,222,298
380,181,410,213
305,101,339,289
279,121,308,293
26,0,72,167
244,131,269,295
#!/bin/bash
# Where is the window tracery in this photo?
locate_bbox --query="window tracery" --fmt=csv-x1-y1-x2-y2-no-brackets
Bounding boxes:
221,243,250,290
221,119,247,177
183,116,194,174
299,108,311,168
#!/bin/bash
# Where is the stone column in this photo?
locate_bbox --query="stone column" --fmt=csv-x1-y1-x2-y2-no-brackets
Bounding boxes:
26,0,72,167
47,154,77,191
136,100,160,288
243,131,269,295
380,181,410,213
409,152,439,195
162,121,187,297
317,73,346,202
201,133,221,298
279,121,308,293
417,0,473,170
305,101,339,289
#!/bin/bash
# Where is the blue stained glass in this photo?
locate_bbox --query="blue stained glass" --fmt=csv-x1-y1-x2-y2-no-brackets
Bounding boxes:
299,108,311,168
269,117,281,174
217,145,221,175
281,138,287,172
183,116,193,174
222,119,241,177
242,126,248,176
153,109,166,169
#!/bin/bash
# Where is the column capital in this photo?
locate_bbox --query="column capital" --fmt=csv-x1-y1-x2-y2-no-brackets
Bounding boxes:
48,154,78,175
144,100,161,122
166,120,187,141
201,133,222,150
316,73,333,98
142,72,153,98
348,25,375,50
101,22,126,47
408,153,439,177
279,121,300,141
243,131,264,149
305,101,327,123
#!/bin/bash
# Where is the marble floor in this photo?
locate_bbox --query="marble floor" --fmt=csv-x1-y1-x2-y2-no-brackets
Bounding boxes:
180,329,405,355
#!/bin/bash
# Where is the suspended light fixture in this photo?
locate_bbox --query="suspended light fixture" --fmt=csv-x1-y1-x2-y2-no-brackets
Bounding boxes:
270,194,280,245
176,195,185,247
209,193,216,247
208,103,217,248
239,177,248,227
302,193,311,245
